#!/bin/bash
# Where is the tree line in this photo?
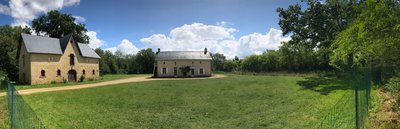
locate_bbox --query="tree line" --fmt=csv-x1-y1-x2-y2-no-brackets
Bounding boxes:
208,0,400,84
94,48,155,75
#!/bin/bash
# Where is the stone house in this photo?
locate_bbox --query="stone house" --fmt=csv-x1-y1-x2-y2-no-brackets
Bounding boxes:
18,33,100,85
153,48,212,77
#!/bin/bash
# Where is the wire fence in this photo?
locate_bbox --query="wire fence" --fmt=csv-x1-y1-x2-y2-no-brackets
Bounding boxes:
6,78,46,129
316,69,371,129
3,69,371,129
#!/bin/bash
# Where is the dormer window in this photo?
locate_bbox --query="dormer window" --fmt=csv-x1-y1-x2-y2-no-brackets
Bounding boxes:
70,54,75,65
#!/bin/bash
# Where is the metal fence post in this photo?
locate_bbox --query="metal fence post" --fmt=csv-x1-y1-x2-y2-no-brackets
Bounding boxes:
352,69,359,129
8,80,14,129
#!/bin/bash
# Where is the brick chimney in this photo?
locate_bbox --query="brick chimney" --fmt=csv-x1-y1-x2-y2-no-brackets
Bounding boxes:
156,48,160,54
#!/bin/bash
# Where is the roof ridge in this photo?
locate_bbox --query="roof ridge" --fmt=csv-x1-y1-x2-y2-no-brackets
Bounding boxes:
159,51,205,52
22,33,60,40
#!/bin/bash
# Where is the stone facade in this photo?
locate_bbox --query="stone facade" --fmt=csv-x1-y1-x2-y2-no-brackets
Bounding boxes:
153,49,212,77
155,60,212,77
18,35,100,85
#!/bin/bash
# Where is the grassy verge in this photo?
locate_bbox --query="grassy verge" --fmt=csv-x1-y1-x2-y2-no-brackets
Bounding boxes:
23,74,351,128
366,75,400,129
0,96,9,129
13,74,150,90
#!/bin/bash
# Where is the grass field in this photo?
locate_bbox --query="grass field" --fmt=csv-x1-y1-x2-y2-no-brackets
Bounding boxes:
20,74,352,128
0,96,8,129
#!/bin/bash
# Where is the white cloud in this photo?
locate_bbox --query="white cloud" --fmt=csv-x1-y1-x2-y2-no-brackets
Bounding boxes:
238,28,291,56
86,31,105,49
141,22,290,59
73,15,86,23
0,0,80,27
104,39,140,55
0,4,10,15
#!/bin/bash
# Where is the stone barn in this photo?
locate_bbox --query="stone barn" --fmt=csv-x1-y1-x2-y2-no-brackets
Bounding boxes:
18,33,100,84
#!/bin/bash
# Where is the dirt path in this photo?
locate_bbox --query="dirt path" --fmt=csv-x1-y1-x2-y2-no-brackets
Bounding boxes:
0,74,226,97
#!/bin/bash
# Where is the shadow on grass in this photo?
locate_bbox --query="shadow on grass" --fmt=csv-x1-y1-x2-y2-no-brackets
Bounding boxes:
297,74,353,95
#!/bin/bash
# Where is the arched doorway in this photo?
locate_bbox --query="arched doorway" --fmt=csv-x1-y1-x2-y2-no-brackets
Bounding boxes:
68,70,77,82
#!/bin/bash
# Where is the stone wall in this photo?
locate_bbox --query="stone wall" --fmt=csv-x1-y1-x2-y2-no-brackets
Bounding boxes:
155,60,212,77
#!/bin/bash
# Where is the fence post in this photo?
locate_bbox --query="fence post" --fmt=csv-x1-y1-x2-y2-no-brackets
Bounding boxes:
7,79,14,129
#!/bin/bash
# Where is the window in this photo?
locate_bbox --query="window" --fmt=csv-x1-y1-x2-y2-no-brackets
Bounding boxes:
191,69,195,75
82,69,86,75
199,68,204,75
92,69,95,75
192,61,194,64
174,67,177,75
70,54,75,65
40,70,46,77
162,68,167,74
57,69,61,76
174,62,176,65
163,62,165,64
200,61,202,64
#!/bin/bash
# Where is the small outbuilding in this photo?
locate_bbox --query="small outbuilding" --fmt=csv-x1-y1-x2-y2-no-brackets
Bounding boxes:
153,48,212,77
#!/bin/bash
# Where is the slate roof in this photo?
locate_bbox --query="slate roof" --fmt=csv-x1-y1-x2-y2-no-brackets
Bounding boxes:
59,33,73,53
77,43,101,58
21,33,100,59
156,51,212,60
21,33,63,55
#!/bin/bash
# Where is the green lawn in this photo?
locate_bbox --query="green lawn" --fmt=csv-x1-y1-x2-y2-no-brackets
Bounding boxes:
21,74,352,128
14,74,150,90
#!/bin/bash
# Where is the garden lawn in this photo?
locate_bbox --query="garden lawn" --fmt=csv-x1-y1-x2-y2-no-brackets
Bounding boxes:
23,74,352,128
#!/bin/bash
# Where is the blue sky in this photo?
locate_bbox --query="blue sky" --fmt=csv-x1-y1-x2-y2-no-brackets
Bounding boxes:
0,0,303,58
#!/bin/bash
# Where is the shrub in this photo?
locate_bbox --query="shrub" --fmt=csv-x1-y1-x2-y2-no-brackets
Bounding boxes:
385,76,400,111
79,75,85,82
180,66,191,77
0,79,6,90
63,78,67,83
386,76,400,94
51,80,57,84
88,78,94,81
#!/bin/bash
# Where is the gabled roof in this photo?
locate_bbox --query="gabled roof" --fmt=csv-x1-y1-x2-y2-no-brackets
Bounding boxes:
156,51,212,60
21,33,63,55
59,33,73,53
77,43,101,58
21,33,100,59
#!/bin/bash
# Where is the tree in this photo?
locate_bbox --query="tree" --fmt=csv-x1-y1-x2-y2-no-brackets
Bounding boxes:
241,55,261,72
0,25,31,80
126,55,138,74
330,0,400,83
102,51,117,74
223,60,239,72
277,0,361,70
95,48,109,75
135,48,156,73
115,50,129,74
32,10,89,43
260,50,280,72
211,53,226,71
